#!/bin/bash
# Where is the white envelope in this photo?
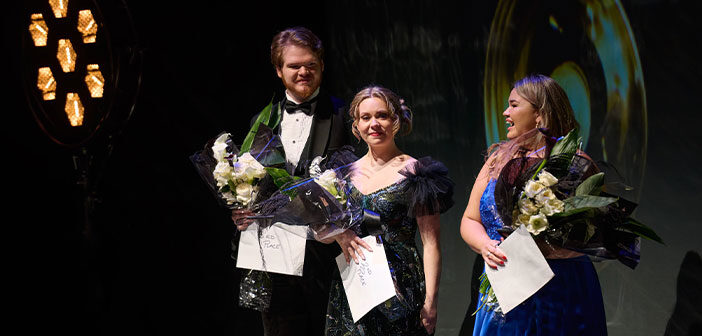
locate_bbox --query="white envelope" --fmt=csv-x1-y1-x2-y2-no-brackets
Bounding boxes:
335,236,396,323
236,222,308,276
486,224,554,314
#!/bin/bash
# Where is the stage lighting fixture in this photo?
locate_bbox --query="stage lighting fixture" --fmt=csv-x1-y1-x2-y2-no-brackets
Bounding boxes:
57,39,77,72
85,64,104,98
49,0,69,18
37,67,56,100
28,14,49,47
65,93,85,126
77,9,97,43
23,0,141,146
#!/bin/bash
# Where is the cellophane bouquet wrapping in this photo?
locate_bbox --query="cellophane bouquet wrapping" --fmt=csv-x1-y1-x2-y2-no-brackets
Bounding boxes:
256,145,369,242
190,121,287,212
229,144,361,312
190,102,295,312
476,129,663,312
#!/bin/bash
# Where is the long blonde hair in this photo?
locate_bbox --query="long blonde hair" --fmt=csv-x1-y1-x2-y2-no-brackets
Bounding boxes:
487,74,579,178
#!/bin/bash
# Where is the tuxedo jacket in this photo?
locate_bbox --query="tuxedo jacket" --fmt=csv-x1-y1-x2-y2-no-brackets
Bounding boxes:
250,89,355,311
253,89,354,177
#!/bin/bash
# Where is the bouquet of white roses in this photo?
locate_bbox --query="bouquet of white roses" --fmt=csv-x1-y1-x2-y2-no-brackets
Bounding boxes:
261,146,367,242
475,128,663,313
313,168,348,204
511,169,565,235
190,102,290,211
493,129,662,260
211,133,267,208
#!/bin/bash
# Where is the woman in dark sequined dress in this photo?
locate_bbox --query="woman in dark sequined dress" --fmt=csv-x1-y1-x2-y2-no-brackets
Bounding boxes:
324,86,454,335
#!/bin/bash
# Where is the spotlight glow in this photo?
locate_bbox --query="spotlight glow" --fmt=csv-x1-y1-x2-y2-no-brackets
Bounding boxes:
29,14,49,47
84,64,105,98
64,92,85,126
49,0,69,18
57,39,77,72
37,67,57,100
77,9,97,43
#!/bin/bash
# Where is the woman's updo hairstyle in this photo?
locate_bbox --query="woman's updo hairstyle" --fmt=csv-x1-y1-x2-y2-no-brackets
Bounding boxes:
348,85,413,140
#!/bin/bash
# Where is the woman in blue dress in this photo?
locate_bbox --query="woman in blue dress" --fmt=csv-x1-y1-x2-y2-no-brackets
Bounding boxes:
460,74,607,335
324,86,454,335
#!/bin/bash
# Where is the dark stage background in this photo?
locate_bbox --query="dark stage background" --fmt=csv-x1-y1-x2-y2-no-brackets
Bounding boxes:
4,0,701,335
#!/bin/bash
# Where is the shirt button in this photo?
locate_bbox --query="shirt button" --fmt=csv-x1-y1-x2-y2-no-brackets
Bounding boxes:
296,119,299,122
292,140,296,144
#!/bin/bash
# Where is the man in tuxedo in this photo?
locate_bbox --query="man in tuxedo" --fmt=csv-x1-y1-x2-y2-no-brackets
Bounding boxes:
232,27,351,336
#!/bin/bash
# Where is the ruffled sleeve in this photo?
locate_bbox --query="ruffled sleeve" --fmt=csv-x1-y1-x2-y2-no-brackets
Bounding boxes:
324,145,358,178
399,157,455,217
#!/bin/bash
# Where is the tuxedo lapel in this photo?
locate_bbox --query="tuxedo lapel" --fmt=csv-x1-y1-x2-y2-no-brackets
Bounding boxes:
294,95,333,175
269,101,283,131
311,96,333,158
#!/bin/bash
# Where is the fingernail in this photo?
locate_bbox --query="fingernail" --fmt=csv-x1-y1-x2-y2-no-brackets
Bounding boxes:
500,261,504,265
503,256,507,261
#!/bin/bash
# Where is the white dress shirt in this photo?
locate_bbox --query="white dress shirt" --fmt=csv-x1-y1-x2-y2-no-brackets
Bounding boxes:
280,88,319,169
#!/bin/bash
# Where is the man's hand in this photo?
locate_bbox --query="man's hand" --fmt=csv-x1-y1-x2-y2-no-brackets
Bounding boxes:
231,209,255,231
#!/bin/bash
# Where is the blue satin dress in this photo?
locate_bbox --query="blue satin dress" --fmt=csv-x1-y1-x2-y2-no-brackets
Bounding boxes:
473,180,607,335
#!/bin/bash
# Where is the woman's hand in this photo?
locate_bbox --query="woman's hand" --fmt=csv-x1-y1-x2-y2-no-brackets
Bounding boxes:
334,230,373,264
481,238,506,269
420,300,437,334
231,209,255,231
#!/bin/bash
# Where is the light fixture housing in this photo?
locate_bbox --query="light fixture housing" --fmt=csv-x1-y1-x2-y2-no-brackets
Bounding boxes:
23,0,142,146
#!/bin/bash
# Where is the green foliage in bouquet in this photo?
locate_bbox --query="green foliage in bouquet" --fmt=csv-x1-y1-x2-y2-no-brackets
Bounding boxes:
265,167,301,199
241,98,282,154
542,129,662,244
475,128,663,315
242,98,299,197
473,272,497,315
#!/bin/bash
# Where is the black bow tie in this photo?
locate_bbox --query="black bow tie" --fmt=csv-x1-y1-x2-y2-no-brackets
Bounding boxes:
284,96,318,116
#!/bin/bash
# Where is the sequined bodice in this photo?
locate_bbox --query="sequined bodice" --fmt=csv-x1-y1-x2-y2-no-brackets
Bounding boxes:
480,179,504,241
326,158,453,335
349,179,416,243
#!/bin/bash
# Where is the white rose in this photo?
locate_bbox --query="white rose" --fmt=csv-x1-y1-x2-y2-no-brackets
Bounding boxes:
234,152,266,182
213,161,233,188
512,209,520,225
513,212,532,228
221,191,237,205
537,170,559,187
518,197,539,215
535,187,556,205
524,180,547,198
541,198,565,216
231,157,245,181
526,213,549,235
235,182,254,205
211,133,231,162
315,169,339,197
238,152,263,169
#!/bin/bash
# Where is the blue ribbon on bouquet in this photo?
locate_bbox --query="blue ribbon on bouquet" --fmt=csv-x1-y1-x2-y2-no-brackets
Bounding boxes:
280,161,355,192
278,161,385,237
